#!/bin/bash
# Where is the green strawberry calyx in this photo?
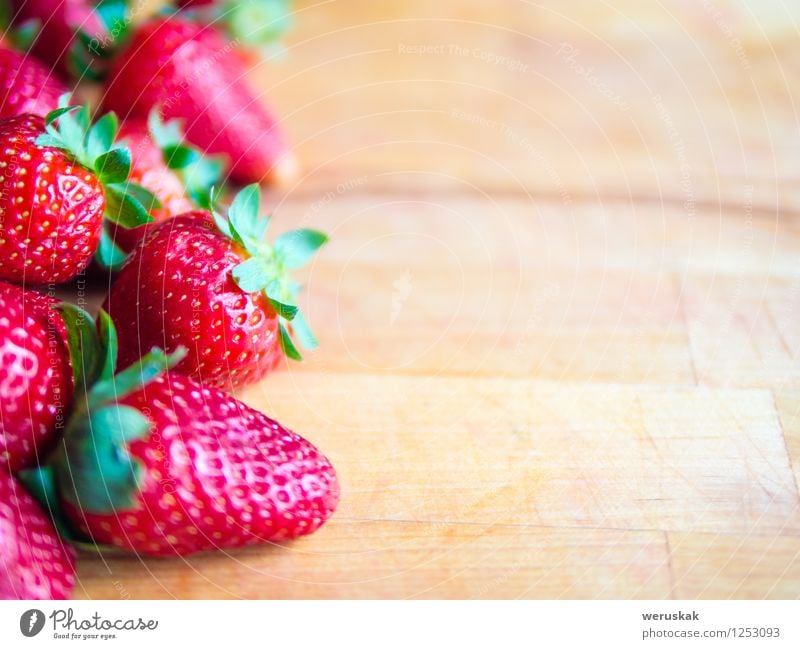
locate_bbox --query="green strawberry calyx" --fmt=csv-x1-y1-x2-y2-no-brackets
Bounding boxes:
19,305,186,549
212,184,328,361
95,108,227,272
36,97,163,270
147,108,224,210
68,0,132,81
37,97,161,226
0,6,41,53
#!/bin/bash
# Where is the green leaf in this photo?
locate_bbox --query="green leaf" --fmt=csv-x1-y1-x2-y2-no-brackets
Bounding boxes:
163,144,200,170
227,183,261,241
34,133,65,149
95,226,128,271
290,311,319,350
96,0,130,42
231,257,271,293
268,297,298,321
18,465,59,517
18,465,107,550
226,216,247,249
11,18,42,52
44,105,77,125
147,108,181,148
95,147,131,184
104,185,154,228
86,112,119,162
278,323,303,361
213,210,231,239
59,404,150,513
17,466,73,538
88,347,187,409
67,43,103,81
96,309,119,383
274,229,328,269
125,183,163,212
56,303,101,393
184,156,224,202
76,28,105,57
42,103,94,167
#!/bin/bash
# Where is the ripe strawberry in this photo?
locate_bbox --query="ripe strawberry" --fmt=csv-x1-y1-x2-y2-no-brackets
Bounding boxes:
0,103,156,285
103,112,222,261
104,185,326,389
0,45,67,119
0,470,76,599
26,311,339,557
103,16,295,185
0,282,73,472
8,0,120,79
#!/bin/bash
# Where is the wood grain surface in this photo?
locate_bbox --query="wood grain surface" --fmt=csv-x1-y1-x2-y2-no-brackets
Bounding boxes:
75,0,800,598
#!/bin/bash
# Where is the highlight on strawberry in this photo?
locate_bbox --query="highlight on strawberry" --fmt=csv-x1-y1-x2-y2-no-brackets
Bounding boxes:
20,307,339,557
104,184,327,390
0,282,72,472
0,42,67,119
0,98,158,285
102,15,294,185
0,470,76,599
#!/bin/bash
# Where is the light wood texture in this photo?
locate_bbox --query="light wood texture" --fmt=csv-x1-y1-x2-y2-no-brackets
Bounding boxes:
75,0,800,598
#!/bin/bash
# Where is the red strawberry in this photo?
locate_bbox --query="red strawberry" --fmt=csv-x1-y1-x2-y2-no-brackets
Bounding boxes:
0,282,72,472
0,46,67,119
105,113,222,258
0,470,76,599
8,0,115,78
120,120,195,220
0,104,156,284
104,185,326,390
107,121,192,256
31,314,339,557
103,16,295,185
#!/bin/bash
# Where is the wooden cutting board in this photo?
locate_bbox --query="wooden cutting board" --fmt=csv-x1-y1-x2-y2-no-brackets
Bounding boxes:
75,0,800,598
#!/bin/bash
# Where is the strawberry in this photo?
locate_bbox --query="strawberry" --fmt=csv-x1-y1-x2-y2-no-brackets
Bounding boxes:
0,45,67,119
104,184,326,390
7,0,123,79
103,16,295,185
0,470,76,599
103,111,222,262
0,282,73,472
0,102,156,284
24,310,339,557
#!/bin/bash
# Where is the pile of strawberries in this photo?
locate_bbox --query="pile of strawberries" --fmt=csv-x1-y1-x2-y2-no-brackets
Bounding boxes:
0,0,339,600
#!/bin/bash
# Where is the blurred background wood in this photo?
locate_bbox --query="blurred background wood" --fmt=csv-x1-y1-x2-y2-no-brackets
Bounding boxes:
76,0,800,599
